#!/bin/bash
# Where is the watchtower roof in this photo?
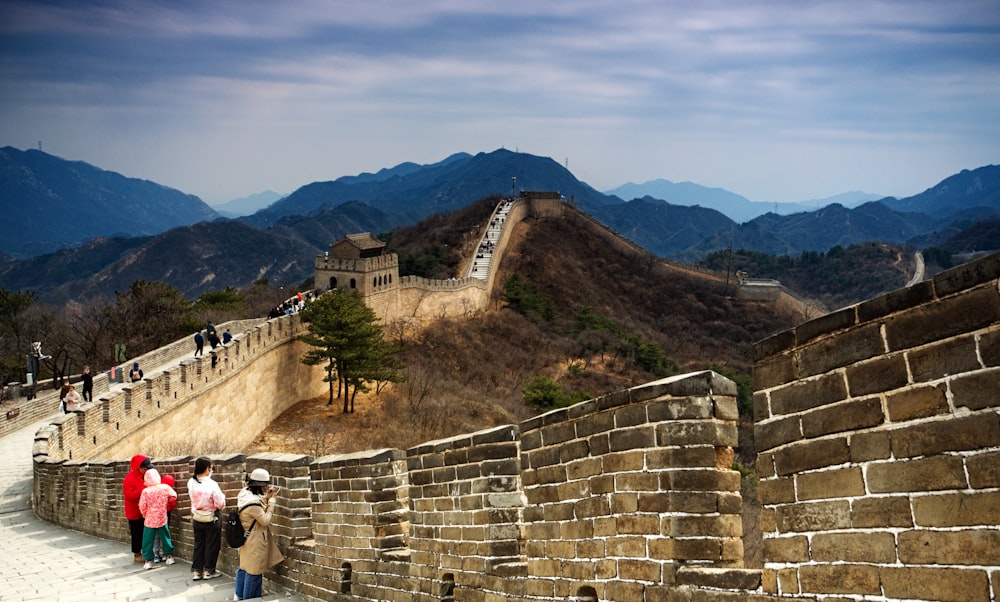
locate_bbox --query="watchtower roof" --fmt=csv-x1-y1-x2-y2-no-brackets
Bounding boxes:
329,232,386,259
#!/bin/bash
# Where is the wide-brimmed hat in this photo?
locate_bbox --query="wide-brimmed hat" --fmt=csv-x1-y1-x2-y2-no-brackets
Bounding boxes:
247,468,270,486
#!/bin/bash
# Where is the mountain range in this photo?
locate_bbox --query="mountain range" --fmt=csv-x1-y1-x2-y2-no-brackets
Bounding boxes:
1,145,998,304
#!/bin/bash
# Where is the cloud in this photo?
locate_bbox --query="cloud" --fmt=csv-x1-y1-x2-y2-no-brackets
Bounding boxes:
0,0,997,203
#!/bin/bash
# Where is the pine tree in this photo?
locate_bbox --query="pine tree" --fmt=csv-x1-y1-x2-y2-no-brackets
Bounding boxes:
299,289,403,412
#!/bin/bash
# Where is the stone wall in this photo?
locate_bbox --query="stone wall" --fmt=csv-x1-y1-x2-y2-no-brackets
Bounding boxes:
753,252,1000,601
34,370,771,601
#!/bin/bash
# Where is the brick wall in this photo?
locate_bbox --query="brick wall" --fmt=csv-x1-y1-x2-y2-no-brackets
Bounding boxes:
754,252,1000,601
34,369,772,602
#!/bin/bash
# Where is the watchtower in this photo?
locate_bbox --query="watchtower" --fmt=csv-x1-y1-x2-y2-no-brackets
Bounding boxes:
314,233,400,302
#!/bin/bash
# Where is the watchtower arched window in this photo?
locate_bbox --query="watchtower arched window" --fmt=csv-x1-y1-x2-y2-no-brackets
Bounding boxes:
329,276,337,289
350,278,356,289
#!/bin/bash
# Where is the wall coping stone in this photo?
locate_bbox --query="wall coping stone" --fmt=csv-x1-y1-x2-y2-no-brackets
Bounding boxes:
314,448,403,468
755,251,1000,361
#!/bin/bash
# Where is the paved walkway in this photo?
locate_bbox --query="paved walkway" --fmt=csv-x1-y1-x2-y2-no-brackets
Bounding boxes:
0,419,306,601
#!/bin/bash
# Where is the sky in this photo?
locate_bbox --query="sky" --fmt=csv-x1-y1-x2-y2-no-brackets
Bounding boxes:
1,1,998,205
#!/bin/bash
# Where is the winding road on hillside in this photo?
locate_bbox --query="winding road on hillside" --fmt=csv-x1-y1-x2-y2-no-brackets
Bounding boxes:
906,251,925,287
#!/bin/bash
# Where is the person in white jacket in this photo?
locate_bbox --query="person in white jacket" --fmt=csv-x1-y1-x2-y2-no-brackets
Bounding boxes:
187,457,226,581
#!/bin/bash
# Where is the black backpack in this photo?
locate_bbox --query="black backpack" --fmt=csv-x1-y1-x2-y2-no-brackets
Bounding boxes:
225,503,261,548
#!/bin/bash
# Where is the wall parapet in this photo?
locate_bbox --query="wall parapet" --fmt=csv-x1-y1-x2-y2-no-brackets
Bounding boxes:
34,369,780,601
753,251,1000,600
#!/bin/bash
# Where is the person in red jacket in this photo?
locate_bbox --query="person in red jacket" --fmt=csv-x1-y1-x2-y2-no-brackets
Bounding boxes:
123,454,152,562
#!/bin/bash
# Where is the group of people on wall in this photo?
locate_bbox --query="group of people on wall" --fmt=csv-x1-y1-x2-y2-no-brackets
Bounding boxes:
123,454,284,600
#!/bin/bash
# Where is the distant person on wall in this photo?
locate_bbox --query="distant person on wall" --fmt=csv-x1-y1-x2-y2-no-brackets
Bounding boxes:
58,378,70,412
194,330,204,357
63,384,82,412
234,468,284,601
81,365,93,403
123,455,153,562
188,457,226,581
138,468,177,569
206,321,217,339
208,331,221,350
222,329,232,345
130,362,143,382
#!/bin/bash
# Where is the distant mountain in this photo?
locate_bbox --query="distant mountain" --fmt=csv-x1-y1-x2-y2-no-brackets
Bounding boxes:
0,200,405,304
242,149,614,229
605,179,880,223
588,197,735,257
685,201,941,260
0,146,219,258
212,190,284,218
882,165,1000,218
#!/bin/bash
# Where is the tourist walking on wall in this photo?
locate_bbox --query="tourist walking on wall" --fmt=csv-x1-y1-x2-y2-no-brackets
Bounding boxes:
138,468,177,569
123,455,153,562
234,468,284,600
129,362,143,382
222,328,232,345
194,331,204,356
81,365,93,402
188,457,226,581
63,384,82,412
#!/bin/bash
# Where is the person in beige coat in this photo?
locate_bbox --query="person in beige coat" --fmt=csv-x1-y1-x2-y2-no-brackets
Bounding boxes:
234,468,284,600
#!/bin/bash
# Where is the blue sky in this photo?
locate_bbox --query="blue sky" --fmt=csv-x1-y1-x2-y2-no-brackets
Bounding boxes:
1,1,998,204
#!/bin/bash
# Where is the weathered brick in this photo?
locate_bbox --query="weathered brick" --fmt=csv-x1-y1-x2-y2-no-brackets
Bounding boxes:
845,353,909,397
667,515,741,538
950,367,1000,411
762,535,808,563
758,477,795,505
754,329,796,362
661,469,740,492
796,322,885,378
898,529,1000,565
753,390,770,422
800,397,884,438
867,455,967,493
646,446,716,469
967,450,1000,488
776,500,851,533
886,383,948,421
777,568,799,595
769,373,848,416
799,564,881,595
880,566,990,602
849,431,890,462
795,306,857,346
933,252,1000,297
885,283,1000,352
656,421,737,447
851,496,913,528
796,467,865,501
773,437,849,476
755,416,801,452
889,413,1000,458
980,327,1000,367
914,491,1000,527
908,334,980,383
811,532,896,563
857,279,935,322
754,353,797,391
608,425,655,451
672,538,722,561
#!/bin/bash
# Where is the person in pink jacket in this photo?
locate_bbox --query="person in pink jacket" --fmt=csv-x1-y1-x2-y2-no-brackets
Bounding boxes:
138,468,177,569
